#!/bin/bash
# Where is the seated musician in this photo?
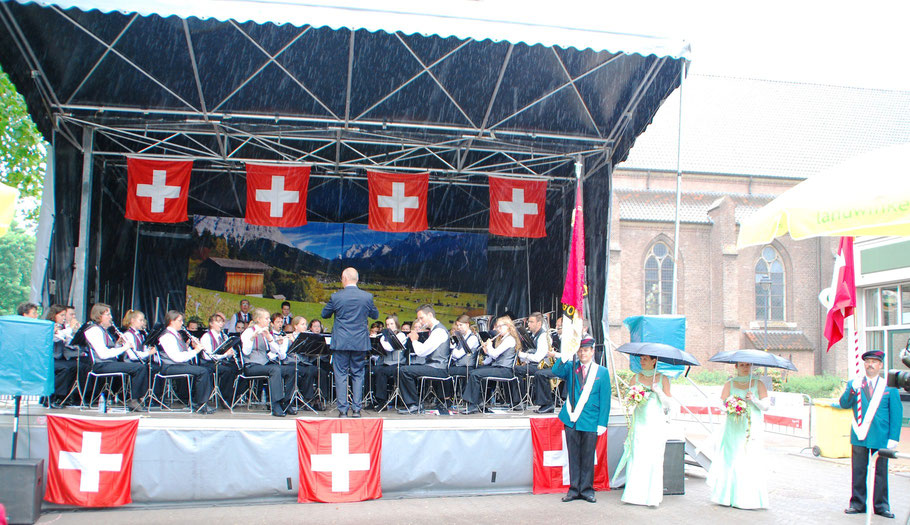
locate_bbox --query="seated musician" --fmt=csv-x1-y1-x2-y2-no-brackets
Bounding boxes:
157,310,216,414
226,299,252,333
240,308,296,417
460,316,521,414
370,321,383,336
287,316,326,411
308,319,324,333
269,312,313,415
447,314,481,382
198,312,239,406
397,305,452,414
121,309,159,395
44,304,77,409
185,318,202,333
371,315,408,410
83,303,149,411
515,312,551,396
280,301,293,327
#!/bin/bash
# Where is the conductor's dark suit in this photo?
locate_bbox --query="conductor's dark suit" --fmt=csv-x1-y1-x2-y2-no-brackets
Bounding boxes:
322,284,379,414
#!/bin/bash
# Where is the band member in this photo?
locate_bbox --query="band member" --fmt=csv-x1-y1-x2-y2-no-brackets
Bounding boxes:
185,318,202,333
371,315,408,410
240,307,296,417
83,303,148,410
397,305,452,414
44,304,77,408
287,316,326,411
308,319,324,333
121,309,160,394
157,310,216,414
460,316,520,414
370,321,383,336
838,350,902,518
268,312,313,416
400,322,412,334
515,312,551,397
553,337,611,503
234,321,247,334
198,312,239,406
226,299,252,333
447,314,481,386
17,302,38,318
280,301,293,327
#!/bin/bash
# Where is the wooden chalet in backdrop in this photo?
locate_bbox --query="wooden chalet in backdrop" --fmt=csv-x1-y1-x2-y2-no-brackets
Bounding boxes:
199,257,271,297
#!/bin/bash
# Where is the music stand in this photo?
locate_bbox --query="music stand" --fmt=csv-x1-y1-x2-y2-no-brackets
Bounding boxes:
377,329,408,412
296,333,331,406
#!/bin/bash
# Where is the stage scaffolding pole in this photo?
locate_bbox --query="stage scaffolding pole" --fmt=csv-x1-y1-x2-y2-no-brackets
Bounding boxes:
671,64,685,315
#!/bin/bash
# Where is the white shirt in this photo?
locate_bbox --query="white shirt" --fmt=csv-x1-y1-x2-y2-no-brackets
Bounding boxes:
518,330,550,363
159,327,198,363
240,326,280,356
84,325,128,360
200,329,232,361
488,335,516,359
380,332,408,352
124,328,155,361
451,333,480,359
54,325,74,344
410,323,449,357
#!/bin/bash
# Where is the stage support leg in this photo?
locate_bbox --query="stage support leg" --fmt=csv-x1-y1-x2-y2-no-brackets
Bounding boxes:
71,127,95,321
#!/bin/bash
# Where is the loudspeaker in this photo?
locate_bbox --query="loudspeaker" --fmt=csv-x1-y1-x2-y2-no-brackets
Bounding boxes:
0,459,44,524
663,439,685,495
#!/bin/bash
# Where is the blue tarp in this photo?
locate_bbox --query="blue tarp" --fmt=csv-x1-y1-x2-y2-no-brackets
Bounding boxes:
0,315,54,396
622,314,686,379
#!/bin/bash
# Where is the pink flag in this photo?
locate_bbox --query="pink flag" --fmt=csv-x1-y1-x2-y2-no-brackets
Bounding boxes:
824,236,856,351
560,177,586,355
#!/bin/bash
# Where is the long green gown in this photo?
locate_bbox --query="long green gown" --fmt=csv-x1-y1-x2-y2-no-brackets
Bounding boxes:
707,381,769,509
617,374,668,507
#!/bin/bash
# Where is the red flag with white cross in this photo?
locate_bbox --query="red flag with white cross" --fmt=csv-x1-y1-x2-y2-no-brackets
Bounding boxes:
125,157,192,223
297,418,383,503
245,163,310,227
44,415,140,507
530,417,609,494
368,171,428,232
488,176,547,238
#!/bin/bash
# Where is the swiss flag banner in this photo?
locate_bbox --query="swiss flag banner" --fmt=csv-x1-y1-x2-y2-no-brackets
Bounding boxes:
489,176,547,238
125,157,192,223
530,417,609,494
245,163,310,227
45,415,140,507
368,171,428,232
297,418,383,503
823,236,856,351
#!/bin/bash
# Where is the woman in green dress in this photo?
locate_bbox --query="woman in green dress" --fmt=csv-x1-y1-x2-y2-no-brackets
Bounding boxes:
707,362,770,509
614,354,671,507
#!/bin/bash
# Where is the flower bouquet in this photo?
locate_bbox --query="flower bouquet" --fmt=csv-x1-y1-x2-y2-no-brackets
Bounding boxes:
624,384,651,409
724,395,752,441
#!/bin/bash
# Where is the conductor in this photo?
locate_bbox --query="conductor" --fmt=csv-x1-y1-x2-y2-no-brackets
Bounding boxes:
322,267,379,418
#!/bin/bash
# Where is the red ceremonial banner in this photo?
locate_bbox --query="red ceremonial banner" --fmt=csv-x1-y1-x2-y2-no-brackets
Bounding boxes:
125,157,192,223
367,171,428,232
45,415,140,507
488,176,547,238
297,418,383,503
245,163,310,227
530,417,609,494
824,236,856,351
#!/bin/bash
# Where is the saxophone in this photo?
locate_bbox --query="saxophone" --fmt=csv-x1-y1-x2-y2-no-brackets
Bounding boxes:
537,329,556,369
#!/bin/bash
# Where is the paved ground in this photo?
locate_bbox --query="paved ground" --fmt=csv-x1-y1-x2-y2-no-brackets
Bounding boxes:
31,424,910,525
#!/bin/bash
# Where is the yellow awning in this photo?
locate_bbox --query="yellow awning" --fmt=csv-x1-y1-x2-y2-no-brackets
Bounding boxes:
0,182,20,236
737,143,910,249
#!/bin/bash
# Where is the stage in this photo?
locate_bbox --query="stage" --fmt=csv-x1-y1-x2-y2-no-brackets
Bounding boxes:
0,402,629,506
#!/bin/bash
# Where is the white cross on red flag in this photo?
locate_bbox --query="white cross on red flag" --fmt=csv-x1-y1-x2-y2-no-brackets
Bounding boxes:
245,163,310,227
368,171,428,232
530,417,609,494
488,176,547,238
125,157,192,223
297,418,383,503
44,415,140,507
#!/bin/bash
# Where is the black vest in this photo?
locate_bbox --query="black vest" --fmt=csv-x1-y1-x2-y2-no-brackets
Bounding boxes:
159,330,187,366
453,333,480,367
422,323,452,369
490,334,517,368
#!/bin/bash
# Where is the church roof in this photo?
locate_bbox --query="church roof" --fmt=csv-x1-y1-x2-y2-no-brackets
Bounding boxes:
615,188,773,224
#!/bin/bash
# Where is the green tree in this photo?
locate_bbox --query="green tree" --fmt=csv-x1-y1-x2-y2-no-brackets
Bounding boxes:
1,65,46,223
0,221,35,314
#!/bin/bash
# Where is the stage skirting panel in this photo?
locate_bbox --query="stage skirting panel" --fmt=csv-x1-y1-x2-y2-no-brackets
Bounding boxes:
0,413,628,505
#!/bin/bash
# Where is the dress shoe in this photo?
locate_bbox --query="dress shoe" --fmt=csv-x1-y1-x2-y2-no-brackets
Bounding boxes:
337,410,347,417
536,404,555,414
284,405,298,416
351,411,362,418
875,510,895,519
372,401,386,411
460,405,480,415
844,508,864,515
561,495,578,502
582,495,596,503
128,399,142,411
398,405,419,415
313,400,325,412
271,409,286,417
199,404,216,415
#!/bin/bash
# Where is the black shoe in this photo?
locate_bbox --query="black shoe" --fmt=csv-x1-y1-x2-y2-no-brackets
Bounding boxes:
199,404,216,415
582,495,596,503
313,400,325,412
460,405,479,415
271,404,286,417
397,405,418,415
844,508,864,515
128,399,142,412
875,510,895,519
372,401,387,411
351,411,361,418
561,495,578,502
285,405,298,416
337,410,347,418
536,404,555,414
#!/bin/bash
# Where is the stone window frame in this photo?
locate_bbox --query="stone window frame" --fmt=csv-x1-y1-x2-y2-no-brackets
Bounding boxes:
643,236,677,316
754,244,787,322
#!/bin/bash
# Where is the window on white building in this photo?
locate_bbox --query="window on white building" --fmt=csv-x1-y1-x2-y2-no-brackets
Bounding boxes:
644,241,674,315
755,246,785,321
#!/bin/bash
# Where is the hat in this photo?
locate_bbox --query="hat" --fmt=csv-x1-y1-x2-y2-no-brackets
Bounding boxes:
580,337,595,348
861,350,885,362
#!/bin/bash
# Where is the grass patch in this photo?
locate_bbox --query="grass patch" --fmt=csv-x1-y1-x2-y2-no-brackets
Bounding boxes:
774,373,844,400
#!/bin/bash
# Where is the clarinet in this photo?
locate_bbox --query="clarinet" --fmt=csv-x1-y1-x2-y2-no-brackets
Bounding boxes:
109,324,142,362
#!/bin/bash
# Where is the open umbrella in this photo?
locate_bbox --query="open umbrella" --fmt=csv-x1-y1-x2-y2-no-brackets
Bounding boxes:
615,342,700,367
736,142,910,249
708,349,797,371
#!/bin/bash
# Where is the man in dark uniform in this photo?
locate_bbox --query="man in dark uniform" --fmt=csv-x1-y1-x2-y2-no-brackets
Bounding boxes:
321,267,379,418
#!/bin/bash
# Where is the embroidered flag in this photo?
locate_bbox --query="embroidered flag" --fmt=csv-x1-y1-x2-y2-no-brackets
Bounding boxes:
297,418,383,503
245,163,310,227
45,415,140,507
125,157,192,223
560,175,586,358
488,176,547,238
368,171,428,232
530,417,609,494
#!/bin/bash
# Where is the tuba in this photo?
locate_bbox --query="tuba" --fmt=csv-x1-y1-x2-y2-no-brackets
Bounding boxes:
537,316,556,369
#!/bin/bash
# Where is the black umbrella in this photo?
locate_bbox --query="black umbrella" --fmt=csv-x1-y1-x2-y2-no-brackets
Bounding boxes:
708,349,797,371
615,342,700,367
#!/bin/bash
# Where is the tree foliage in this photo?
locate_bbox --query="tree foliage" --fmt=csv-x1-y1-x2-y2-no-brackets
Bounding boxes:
0,65,46,223
0,221,35,315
